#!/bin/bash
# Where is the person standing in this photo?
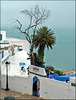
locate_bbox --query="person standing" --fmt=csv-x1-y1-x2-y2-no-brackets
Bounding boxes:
37,79,40,97
33,81,37,96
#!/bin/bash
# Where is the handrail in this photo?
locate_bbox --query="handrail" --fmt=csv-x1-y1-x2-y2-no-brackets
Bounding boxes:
1,54,10,63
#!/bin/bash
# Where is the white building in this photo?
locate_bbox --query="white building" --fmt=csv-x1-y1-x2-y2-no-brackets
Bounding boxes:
0,31,30,76
0,31,76,99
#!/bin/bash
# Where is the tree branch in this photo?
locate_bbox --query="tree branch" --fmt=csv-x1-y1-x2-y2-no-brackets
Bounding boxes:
13,5,50,45
15,19,31,43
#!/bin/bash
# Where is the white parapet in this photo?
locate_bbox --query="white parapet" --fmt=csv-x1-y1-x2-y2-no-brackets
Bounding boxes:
70,77,76,84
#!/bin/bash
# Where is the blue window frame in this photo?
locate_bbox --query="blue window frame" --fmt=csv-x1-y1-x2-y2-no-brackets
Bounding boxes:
71,83,76,87
2,51,4,58
19,48,23,51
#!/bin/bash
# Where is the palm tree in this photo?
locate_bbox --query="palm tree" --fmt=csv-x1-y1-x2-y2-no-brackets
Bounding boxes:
33,26,56,62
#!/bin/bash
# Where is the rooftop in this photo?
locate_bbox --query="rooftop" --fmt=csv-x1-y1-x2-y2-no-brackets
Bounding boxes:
6,37,27,42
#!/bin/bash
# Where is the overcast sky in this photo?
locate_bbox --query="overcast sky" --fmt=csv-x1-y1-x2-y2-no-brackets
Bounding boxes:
1,1,75,69
1,1,75,30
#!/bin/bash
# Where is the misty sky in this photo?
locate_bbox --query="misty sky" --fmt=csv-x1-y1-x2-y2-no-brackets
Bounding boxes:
1,1,75,70
1,1,75,30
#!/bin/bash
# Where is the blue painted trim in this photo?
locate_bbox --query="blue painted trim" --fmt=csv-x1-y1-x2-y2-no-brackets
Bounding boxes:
0,34,2,41
2,51,3,58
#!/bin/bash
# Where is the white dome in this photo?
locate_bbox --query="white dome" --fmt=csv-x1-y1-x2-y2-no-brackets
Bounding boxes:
13,51,29,62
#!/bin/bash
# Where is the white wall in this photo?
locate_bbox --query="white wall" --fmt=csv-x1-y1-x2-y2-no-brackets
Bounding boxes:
4,50,9,57
0,51,1,80
7,39,30,53
1,74,75,99
40,77,75,99
0,31,6,41
1,75,33,95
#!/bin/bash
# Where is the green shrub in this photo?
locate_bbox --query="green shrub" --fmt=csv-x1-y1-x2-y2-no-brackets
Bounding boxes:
46,66,54,71
54,70,64,76
34,53,45,67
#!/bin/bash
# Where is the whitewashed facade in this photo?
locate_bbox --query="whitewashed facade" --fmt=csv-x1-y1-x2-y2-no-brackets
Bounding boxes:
0,31,76,99
0,31,30,77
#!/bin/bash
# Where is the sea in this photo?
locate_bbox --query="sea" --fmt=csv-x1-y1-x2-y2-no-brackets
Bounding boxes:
1,27,75,71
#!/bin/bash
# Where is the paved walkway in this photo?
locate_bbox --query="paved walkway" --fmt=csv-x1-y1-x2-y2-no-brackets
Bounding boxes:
1,89,44,100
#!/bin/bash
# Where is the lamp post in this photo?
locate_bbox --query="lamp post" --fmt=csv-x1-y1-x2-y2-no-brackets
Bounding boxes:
5,61,10,91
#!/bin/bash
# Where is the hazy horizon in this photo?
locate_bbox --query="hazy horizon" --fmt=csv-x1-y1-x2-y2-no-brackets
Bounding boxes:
1,1,75,70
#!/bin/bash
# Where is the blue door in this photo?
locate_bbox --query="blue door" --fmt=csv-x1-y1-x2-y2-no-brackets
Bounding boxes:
33,76,38,96
33,76,38,84
0,34,2,41
33,76,40,97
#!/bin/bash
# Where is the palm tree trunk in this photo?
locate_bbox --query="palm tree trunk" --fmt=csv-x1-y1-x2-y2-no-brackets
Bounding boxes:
38,45,44,62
